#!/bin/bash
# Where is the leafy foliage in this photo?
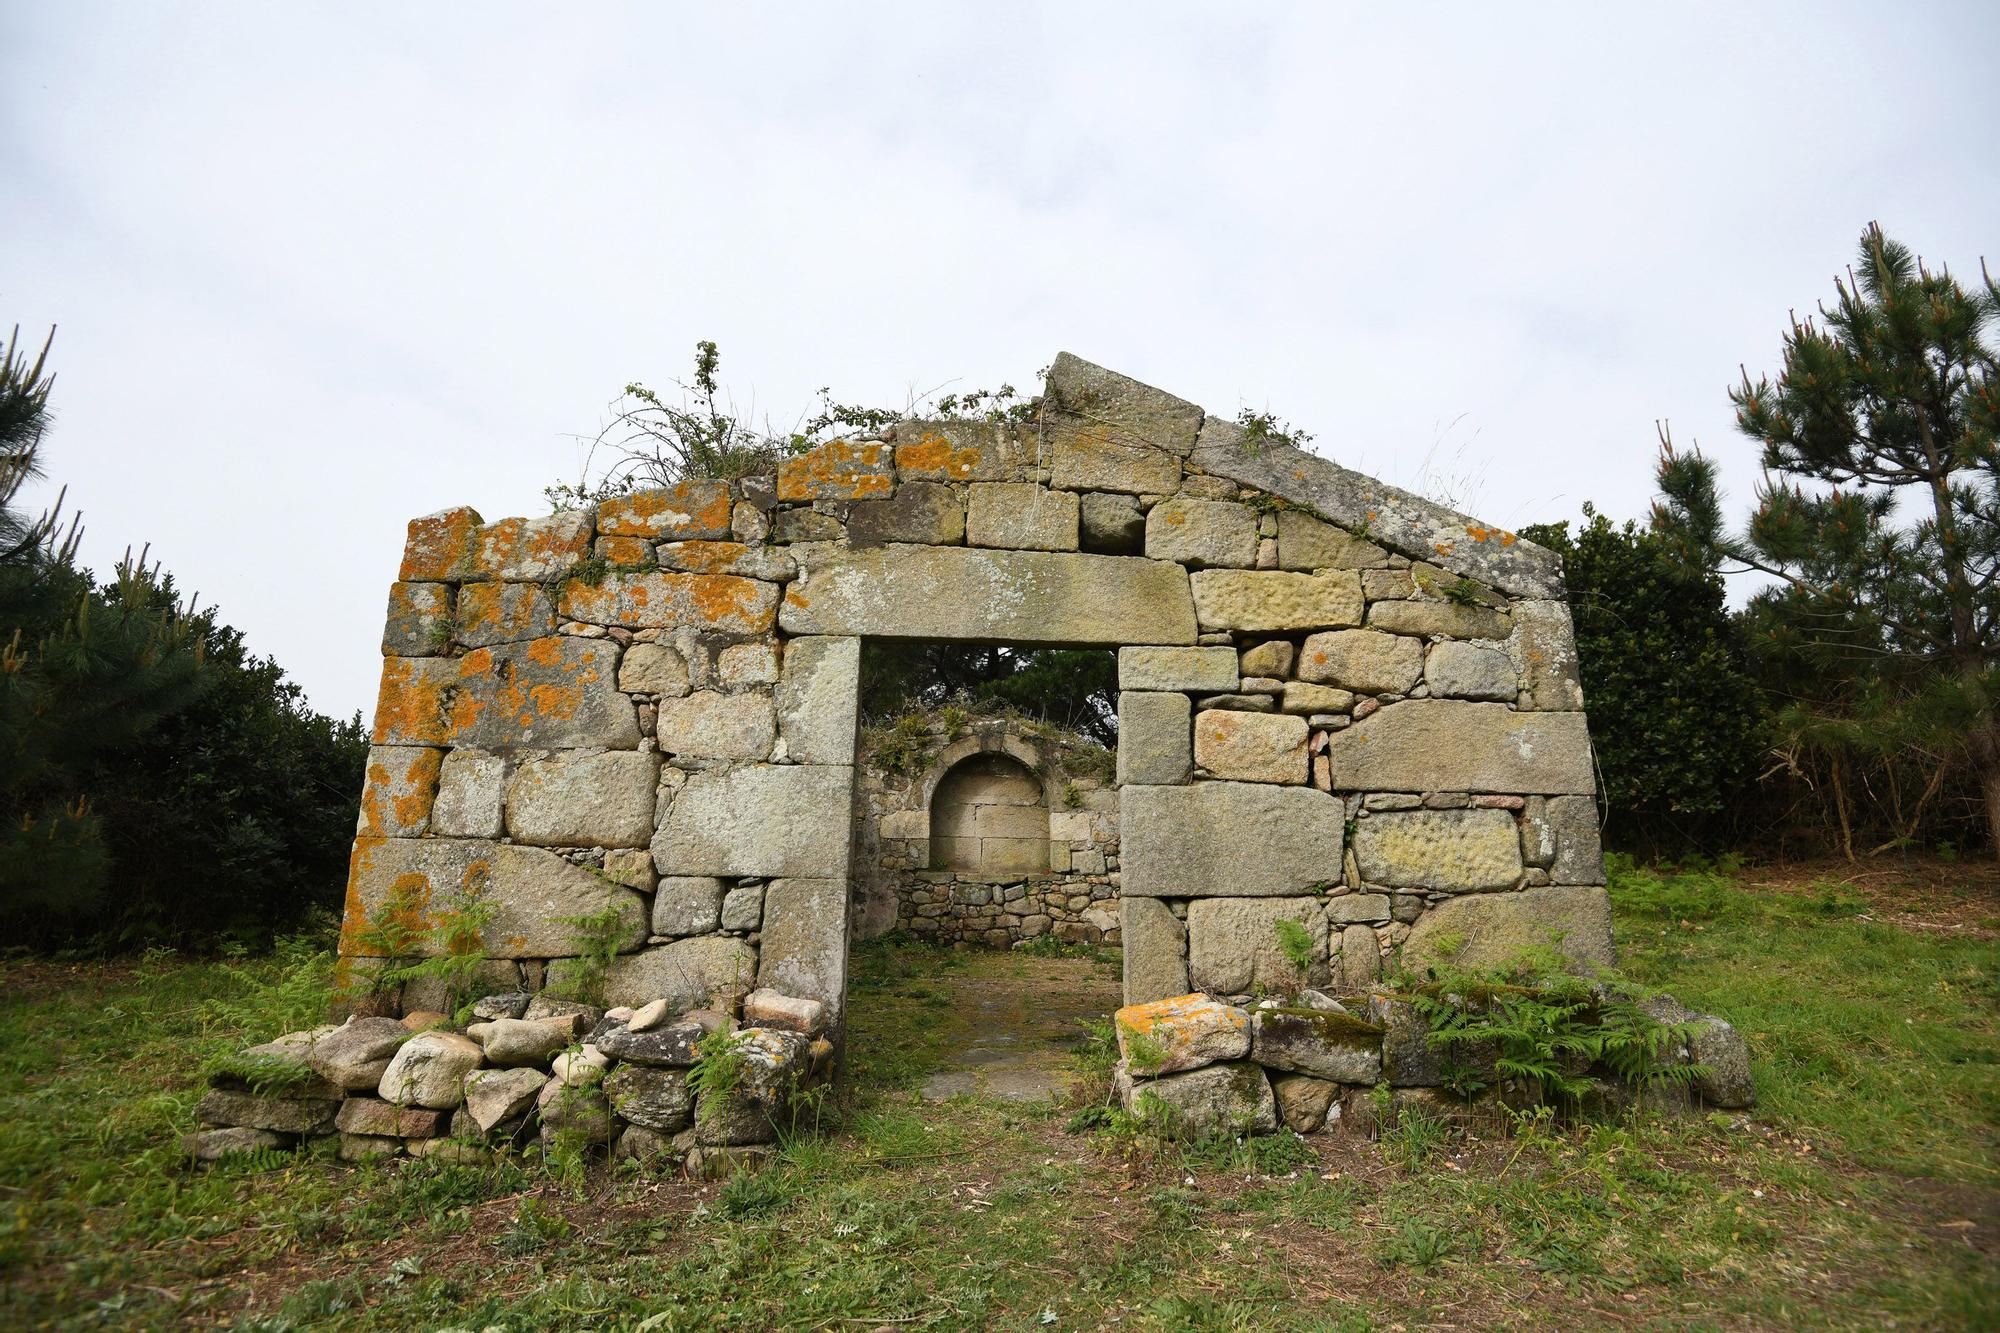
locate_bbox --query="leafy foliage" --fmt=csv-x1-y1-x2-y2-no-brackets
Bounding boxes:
859,641,1117,746
1272,918,1316,974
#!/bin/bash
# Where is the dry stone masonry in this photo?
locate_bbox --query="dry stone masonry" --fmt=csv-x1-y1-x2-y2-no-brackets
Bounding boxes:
203,349,1751,1166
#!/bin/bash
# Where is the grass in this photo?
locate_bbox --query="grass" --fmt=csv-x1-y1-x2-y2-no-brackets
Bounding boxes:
0,858,1993,1328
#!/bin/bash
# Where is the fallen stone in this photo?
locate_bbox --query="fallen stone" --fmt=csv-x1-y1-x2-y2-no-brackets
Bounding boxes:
1322,701,1595,794
1642,997,1755,1108
462,1067,550,1133
182,1126,292,1162
335,1097,448,1138
1186,898,1326,995
1117,1060,1278,1136
1400,885,1615,973
551,1046,611,1086
1251,1007,1384,1083
1297,629,1423,695
1353,808,1523,891
195,1088,340,1136
684,1144,778,1178
376,1032,484,1110
1189,569,1364,633
1271,1074,1339,1132
504,749,660,847
627,998,671,1032
604,1065,695,1132
1193,710,1308,784
742,988,827,1036
1120,782,1343,897
1112,994,1252,1075
1145,498,1258,568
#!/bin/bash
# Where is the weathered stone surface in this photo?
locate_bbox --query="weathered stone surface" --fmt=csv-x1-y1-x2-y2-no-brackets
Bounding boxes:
1546,794,1603,884
183,1126,291,1161
1186,897,1325,994
776,635,860,765
307,1017,410,1092
720,883,766,932
652,765,854,878
399,506,482,581
468,510,594,580
1117,645,1237,693
592,1010,722,1066
966,483,1079,552
338,1132,401,1162
1239,640,1296,677
719,637,783,687
335,1097,448,1138
382,582,453,656
1425,641,1516,700
504,749,660,847
848,480,965,546
1275,509,1390,572
357,746,442,838
479,1018,572,1067
1079,492,1146,553
455,581,557,648
600,848,655,892
743,988,827,1035
1113,994,1251,1075
372,637,638,749
1189,416,1565,600
1145,498,1257,568
757,878,848,1023
538,1082,617,1143
604,1064,695,1132
1044,352,1204,460
471,993,532,1021
1189,569,1363,633
596,534,655,565
1336,925,1380,991
1117,898,1191,1006
693,1028,811,1146
1117,691,1192,786
1048,426,1186,494
652,876,727,937
1298,629,1423,695
1509,600,1586,710
195,1088,339,1135
1271,1074,1339,1132
613,1125,677,1163
1252,1007,1384,1082
431,749,505,838
1120,783,1342,897
653,690,775,761
342,838,646,959
603,937,759,1011
1326,894,1393,924
657,541,795,583
895,421,1025,483
598,482,734,541
558,573,779,634
1367,598,1512,640
1371,995,1451,1087
1194,710,1308,784
1401,885,1616,972
1641,996,1754,1108
1118,1061,1278,1136
618,642,691,696
1354,808,1522,890
462,1066,548,1132
1281,682,1355,715
1322,701,1595,794
781,545,1197,646
376,1032,484,1109
777,439,895,502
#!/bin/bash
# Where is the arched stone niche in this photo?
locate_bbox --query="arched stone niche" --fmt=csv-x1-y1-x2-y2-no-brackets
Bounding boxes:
929,753,1049,876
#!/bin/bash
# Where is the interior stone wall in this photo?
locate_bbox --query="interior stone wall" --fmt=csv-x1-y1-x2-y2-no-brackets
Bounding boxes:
337,351,1610,1068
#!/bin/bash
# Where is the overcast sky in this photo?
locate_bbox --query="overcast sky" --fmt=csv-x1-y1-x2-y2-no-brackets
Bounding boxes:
5,2,1996,720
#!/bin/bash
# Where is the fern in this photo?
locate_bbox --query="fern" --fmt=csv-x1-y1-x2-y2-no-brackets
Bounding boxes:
380,886,497,1021
1272,918,1315,974
547,905,631,1007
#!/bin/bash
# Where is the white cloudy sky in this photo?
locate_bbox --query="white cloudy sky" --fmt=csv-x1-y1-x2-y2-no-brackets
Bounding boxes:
5,2,1996,720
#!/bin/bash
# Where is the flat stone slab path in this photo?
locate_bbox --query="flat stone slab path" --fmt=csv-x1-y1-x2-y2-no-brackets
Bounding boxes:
892,949,1122,1104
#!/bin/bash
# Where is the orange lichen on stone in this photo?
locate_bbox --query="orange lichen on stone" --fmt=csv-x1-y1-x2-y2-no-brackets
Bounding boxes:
473,512,592,579
659,540,748,574
895,430,984,481
595,535,653,564
1433,541,1456,555
778,439,894,501
338,837,438,954
598,481,733,539
357,748,444,836
454,581,552,646
370,657,454,745
1112,993,1253,1074
556,572,777,632
398,506,482,581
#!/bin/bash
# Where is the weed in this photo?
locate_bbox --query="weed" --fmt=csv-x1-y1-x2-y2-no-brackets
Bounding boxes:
546,904,632,1007
1273,917,1316,974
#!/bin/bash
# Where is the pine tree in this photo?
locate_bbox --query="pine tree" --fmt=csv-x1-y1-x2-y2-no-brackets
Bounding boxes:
1654,225,2000,856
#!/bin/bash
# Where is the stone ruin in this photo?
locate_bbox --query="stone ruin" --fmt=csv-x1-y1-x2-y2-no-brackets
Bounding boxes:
183,352,1752,1165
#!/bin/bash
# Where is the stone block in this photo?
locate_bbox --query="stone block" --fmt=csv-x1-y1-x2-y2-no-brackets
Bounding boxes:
335,1097,448,1138
432,749,506,838
1326,894,1393,924
505,749,660,847
1193,710,1308,784
376,1032,483,1110
1298,629,1423,695
1113,994,1251,1075
1272,1074,1338,1132
1121,898,1189,1005
1048,426,1186,494
652,876,727,936
595,535,655,565
1185,897,1325,993
1238,640,1296,677
848,480,965,546
371,638,638,750
618,642,691,696
772,509,846,544
455,581,558,648
1508,600,1586,710
1120,782,1342,897
1275,510,1390,571
1367,599,1512,640
1250,1007,1384,1083
894,421,1026,483
597,482,735,540
758,877,849,1023
966,483,1079,552
557,572,779,634
1079,492,1146,554
1117,645,1238,692
1280,682,1354,715
1546,794,1603,884
720,883,765,932
194,1088,340,1136
1322,701,1595,794
356,746,442,838
472,510,594,581
1044,352,1204,459
399,506,482,582
1117,691,1192,786
742,987,827,1035
462,1067,548,1132
1336,924,1380,991
1363,569,1415,599
1118,1060,1277,1136
341,837,646,959
1400,885,1615,973
777,439,895,502
1144,498,1258,568
780,546,1197,645
1189,569,1363,632
656,541,795,583
1353,808,1523,890
653,764,854,878
306,1017,411,1092
183,1127,293,1161
602,937,759,1011
717,639,780,685
776,635,861,765
382,582,453,656
591,1010,720,1066
604,1064,694,1132
654,691,776,761
1425,640,1516,701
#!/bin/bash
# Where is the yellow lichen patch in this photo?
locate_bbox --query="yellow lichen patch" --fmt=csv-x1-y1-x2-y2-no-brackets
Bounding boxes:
357,748,444,836
661,540,749,574
597,481,732,538
1433,541,1455,556
777,439,894,501
595,535,653,564
1163,509,1188,526
370,658,452,745
895,430,984,481
339,838,440,955
399,506,481,581
556,572,777,632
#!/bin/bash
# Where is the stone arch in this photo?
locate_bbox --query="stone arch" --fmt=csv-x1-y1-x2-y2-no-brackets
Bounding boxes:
928,751,1050,876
